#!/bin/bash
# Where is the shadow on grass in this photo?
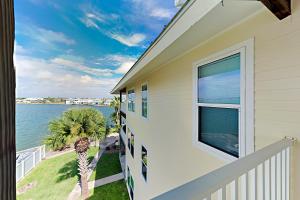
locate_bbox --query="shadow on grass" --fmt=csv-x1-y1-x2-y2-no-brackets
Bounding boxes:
89,149,129,200
56,155,95,183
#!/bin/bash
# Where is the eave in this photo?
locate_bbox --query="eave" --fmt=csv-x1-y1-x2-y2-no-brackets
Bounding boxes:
111,0,290,94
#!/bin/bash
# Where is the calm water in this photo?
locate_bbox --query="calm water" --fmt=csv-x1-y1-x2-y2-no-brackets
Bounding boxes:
16,104,114,151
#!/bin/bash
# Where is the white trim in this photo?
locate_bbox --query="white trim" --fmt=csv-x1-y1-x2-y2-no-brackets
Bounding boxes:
192,38,254,162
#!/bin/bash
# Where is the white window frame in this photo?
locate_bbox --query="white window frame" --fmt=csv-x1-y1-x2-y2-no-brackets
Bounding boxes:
141,82,148,119
192,39,254,162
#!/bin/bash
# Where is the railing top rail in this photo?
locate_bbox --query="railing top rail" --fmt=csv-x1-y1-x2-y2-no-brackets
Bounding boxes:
16,144,45,154
152,138,296,200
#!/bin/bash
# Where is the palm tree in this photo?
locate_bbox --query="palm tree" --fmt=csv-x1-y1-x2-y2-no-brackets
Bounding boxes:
110,96,120,132
44,108,106,199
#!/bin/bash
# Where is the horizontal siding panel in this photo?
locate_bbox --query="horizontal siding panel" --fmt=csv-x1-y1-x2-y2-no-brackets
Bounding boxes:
255,88,300,101
255,77,300,90
255,64,300,81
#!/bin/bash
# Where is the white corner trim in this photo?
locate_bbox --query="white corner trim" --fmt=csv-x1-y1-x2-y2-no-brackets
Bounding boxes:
192,38,255,162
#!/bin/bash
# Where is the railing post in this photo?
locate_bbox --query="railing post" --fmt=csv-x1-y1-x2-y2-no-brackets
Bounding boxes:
32,151,36,167
39,146,42,162
43,145,46,158
21,160,25,179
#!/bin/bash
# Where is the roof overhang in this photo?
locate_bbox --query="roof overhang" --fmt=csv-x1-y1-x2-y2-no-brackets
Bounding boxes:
111,0,265,94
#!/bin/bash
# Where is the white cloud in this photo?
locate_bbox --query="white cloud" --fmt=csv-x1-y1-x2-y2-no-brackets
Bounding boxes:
110,33,146,47
96,54,137,74
18,24,75,47
51,57,113,77
150,8,173,19
35,27,75,45
131,0,175,20
14,53,119,98
14,42,27,55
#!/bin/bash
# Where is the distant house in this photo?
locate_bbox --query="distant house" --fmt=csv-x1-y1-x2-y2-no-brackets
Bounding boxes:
65,98,101,105
111,0,298,200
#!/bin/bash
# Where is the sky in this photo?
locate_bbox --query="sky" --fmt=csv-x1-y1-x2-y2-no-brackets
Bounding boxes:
14,0,179,98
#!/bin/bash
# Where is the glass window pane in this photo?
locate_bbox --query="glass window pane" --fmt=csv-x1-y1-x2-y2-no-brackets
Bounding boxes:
142,85,148,118
198,107,239,157
198,53,240,104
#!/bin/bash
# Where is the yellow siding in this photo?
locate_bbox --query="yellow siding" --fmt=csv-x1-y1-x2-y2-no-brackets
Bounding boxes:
124,2,300,199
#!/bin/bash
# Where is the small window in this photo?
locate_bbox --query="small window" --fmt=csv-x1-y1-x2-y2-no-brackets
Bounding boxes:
128,89,135,112
127,129,134,158
130,133,134,157
141,146,147,181
127,167,134,200
141,84,148,118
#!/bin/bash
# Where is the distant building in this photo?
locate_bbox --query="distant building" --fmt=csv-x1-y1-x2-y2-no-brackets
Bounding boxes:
65,98,101,105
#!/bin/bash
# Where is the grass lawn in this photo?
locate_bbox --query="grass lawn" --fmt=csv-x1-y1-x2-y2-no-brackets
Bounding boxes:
17,147,98,200
89,152,122,181
89,180,129,200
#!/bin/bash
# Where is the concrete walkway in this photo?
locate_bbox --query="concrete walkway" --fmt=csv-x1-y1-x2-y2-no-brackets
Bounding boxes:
88,173,124,189
67,135,120,200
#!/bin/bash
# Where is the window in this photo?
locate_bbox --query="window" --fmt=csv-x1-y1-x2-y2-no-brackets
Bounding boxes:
197,53,240,158
141,84,148,118
128,89,135,112
141,146,147,181
127,167,134,200
127,129,134,157
194,41,254,160
130,133,134,157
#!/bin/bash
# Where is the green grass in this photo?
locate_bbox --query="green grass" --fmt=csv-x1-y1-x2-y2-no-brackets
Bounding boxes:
17,147,98,200
90,152,122,181
89,180,129,200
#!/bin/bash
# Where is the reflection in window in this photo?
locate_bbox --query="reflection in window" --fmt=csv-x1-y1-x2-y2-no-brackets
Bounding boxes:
127,167,134,199
197,53,241,158
141,146,147,181
128,89,135,112
198,53,240,104
198,107,239,157
142,84,148,118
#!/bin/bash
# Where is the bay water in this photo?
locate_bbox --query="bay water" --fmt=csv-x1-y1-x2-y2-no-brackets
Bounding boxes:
16,104,114,151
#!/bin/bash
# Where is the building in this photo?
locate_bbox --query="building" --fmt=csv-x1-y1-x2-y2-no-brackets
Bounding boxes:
65,98,101,105
111,0,299,200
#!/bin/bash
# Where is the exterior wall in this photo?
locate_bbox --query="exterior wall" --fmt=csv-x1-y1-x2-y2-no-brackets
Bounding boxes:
124,2,300,199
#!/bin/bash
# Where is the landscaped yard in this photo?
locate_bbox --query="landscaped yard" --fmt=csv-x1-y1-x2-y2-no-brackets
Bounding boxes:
17,147,98,200
89,152,122,181
89,180,129,200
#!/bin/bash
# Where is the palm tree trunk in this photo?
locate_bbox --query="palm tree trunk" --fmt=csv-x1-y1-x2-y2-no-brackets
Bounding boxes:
77,151,89,199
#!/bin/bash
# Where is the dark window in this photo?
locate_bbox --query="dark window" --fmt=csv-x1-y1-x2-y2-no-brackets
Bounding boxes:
141,84,148,118
141,146,147,181
198,107,239,157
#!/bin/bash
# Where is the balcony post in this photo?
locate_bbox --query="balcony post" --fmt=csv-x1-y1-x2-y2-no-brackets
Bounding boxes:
0,0,16,199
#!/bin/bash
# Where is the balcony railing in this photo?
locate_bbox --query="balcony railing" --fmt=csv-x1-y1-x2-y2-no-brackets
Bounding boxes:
121,102,126,113
152,137,295,200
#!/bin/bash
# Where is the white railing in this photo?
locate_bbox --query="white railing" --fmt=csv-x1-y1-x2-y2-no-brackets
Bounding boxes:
153,138,295,200
121,102,127,113
16,145,46,182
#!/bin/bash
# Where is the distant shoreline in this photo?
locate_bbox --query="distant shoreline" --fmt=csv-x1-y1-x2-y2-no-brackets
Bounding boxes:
16,103,109,107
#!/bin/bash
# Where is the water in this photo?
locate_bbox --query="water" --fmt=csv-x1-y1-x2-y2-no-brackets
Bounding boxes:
16,104,114,151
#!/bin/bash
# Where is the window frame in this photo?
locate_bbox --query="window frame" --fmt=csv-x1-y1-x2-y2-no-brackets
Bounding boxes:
127,88,135,112
192,39,254,162
141,83,148,119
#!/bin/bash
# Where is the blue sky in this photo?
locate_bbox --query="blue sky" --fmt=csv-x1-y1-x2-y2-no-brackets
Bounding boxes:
14,0,178,98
